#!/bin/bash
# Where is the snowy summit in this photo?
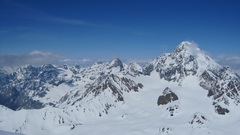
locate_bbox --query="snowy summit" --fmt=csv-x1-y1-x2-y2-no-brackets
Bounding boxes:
0,41,240,135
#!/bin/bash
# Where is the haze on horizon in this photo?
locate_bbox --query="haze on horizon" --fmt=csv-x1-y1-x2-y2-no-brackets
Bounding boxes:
0,0,240,72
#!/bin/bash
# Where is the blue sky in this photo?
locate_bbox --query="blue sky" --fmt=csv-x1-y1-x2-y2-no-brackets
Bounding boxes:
0,0,240,68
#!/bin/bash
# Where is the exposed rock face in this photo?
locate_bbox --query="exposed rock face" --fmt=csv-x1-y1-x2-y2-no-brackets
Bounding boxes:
159,127,173,135
0,58,145,114
0,64,61,110
157,87,178,106
0,41,240,135
110,58,124,71
190,113,208,128
215,105,229,115
157,87,179,116
0,87,44,110
58,73,144,116
143,64,154,76
143,41,240,115
72,74,143,105
200,68,240,106
144,42,200,82
125,62,143,76
199,67,240,115
166,104,179,116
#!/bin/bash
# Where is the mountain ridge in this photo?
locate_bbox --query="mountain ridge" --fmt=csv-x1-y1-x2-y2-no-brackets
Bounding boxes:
0,41,240,135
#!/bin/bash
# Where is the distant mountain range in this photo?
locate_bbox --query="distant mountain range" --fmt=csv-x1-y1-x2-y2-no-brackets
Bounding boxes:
0,41,240,135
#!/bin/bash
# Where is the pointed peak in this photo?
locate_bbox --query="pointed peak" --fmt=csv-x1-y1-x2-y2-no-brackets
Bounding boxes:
41,64,57,71
41,64,55,68
175,41,200,53
162,87,172,95
128,61,140,66
126,61,143,76
180,41,193,46
110,58,123,67
24,64,34,68
20,64,35,71
111,58,122,62
127,61,142,70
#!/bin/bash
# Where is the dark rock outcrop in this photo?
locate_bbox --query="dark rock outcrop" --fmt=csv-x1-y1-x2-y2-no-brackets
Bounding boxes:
0,64,64,110
72,74,143,106
189,113,208,128
157,87,178,105
215,105,229,115
110,58,124,71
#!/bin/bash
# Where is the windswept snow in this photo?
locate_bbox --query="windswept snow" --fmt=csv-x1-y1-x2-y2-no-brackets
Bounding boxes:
0,41,240,135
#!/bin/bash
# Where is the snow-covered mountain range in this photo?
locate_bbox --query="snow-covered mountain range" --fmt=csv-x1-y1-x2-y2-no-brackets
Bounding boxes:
0,41,240,135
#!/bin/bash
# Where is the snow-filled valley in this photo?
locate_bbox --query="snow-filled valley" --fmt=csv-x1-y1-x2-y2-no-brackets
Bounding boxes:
0,41,240,135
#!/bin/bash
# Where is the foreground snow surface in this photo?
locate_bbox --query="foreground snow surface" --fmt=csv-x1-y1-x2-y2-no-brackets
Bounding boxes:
0,72,240,135
0,130,24,135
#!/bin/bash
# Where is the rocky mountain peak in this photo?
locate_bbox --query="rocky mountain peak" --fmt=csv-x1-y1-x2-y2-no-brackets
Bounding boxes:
19,64,35,72
143,41,222,81
173,41,203,62
41,64,56,71
125,62,143,76
174,41,195,52
0,41,240,135
110,58,123,68
174,41,204,57
109,58,124,72
174,41,221,71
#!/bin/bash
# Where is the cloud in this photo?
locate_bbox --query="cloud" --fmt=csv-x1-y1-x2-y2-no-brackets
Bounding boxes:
0,51,62,66
82,58,91,62
0,51,92,67
225,57,240,62
125,59,151,66
215,54,240,75
49,17,97,26
59,58,92,65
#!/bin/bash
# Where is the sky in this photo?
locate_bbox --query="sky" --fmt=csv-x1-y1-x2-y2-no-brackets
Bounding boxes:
0,0,240,70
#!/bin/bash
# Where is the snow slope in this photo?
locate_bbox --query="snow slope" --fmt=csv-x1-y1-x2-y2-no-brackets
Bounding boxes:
0,130,24,135
0,41,240,135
